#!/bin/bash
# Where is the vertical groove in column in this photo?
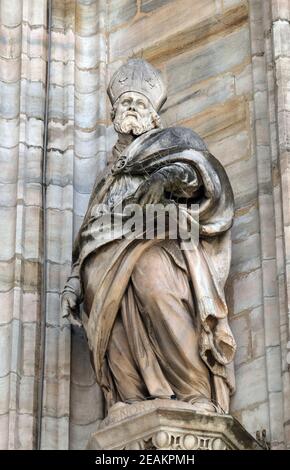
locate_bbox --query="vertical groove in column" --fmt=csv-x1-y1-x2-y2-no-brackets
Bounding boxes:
39,0,75,450
69,0,108,450
36,0,51,451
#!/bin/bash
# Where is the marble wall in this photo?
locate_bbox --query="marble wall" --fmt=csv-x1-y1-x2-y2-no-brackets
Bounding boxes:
0,0,289,449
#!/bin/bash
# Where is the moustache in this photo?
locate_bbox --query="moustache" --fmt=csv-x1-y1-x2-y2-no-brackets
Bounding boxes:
122,111,140,119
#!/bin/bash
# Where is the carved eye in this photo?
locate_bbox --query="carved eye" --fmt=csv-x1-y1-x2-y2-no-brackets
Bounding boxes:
137,101,146,109
122,99,131,107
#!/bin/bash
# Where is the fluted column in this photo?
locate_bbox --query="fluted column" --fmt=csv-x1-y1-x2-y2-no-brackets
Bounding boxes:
69,0,107,450
39,0,75,449
0,0,47,449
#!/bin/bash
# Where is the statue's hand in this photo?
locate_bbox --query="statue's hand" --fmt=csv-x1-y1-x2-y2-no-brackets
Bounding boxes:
61,291,82,327
134,173,166,206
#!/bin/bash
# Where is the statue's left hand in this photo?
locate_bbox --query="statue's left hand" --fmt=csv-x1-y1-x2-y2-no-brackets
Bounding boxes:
133,172,166,206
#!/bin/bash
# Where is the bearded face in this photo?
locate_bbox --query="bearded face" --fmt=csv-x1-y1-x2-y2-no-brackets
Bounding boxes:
112,91,161,136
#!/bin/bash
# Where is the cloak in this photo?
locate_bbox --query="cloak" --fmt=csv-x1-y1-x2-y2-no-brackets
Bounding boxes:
67,126,236,412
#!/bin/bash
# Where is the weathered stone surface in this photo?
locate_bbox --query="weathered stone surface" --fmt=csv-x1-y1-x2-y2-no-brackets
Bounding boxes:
231,356,268,411
109,0,137,29
166,27,250,96
0,0,289,453
141,0,175,14
87,400,263,450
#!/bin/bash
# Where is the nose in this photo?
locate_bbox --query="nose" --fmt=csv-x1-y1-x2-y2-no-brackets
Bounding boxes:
128,103,136,111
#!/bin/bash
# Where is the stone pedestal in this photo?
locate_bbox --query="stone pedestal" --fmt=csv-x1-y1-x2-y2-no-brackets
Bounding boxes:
86,400,263,450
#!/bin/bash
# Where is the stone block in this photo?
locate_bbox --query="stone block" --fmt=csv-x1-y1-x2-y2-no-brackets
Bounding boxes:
231,200,259,243
237,401,270,441
71,325,97,387
46,149,74,187
46,292,61,328
209,129,249,168
69,420,101,450
22,0,47,26
51,30,74,63
266,346,282,393
75,0,99,37
74,191,90,217
44,325,70,378
141,0,175,13
42,376,70,417
20,116,44,148
0,182,17,207
75,34,106,69
0,118,19,148
47,121,74,153
0,414,9,449
0,57,21,83
268,391,284,445
249,306,265,359
0,25,22,59
0,374,10,414
162,74,235,127
46,184,73,211
46,261,71,293
109,0,137,29
110,0,236,62
223,0,245,9
0,147,18,183
231,356,268,410
75,64,103,94
74,157,99,193
46,208,73,264
49,84,74,121
22,322,37,376
225,155,258,208
70,382,103,425
0,207,16,261
20,80,46,119
228,268,262,315
166,27,250,96
230,314,251,366
50,59,74,88
74,125,107,158
75,88,106,130
51,0,75,31
0,81,20,119
41,415,69,450
23,206,42,260
273,20,290,60
23,183,42,208
21,145,43,183
0,0,22,27
22,291,40,323
181,97,247,144
18,375,36,415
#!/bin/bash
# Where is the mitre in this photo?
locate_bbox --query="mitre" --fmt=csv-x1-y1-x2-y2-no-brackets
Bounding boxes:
107,59,167,111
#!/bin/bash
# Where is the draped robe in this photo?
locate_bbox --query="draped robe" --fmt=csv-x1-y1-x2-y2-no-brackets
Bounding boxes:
65,126,236,414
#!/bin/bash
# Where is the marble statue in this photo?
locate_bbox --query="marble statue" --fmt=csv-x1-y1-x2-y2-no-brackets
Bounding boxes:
61,59,236,416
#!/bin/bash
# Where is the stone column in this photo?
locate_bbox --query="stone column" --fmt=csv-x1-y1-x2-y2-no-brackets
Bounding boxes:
0,0,47,449
69,0,107,449
268,0,290,448
39,0,75,449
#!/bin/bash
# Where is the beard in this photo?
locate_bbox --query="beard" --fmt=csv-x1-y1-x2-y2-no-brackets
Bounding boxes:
113,111,156,136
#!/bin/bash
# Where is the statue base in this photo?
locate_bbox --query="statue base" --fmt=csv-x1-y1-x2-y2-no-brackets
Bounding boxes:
86,399,263,450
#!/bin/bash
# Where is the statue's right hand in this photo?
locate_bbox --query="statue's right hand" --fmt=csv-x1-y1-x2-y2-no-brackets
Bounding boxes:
61,291,82,326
